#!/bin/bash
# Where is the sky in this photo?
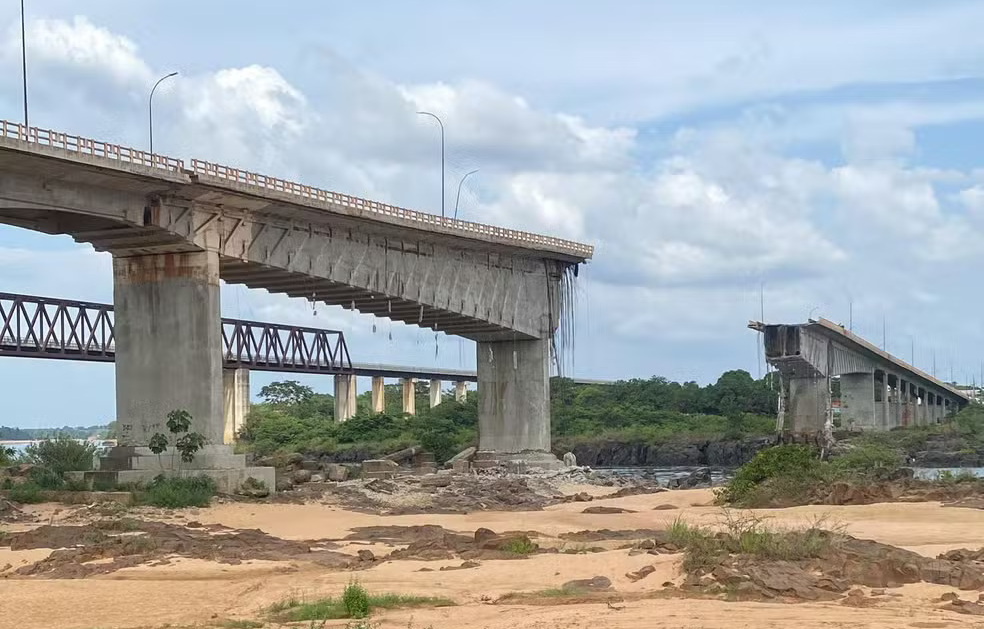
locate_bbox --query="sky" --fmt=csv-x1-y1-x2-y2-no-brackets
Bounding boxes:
3,1,984,427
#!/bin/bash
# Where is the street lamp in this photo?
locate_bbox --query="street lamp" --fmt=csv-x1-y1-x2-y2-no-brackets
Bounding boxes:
416,111,445,219
149,72,178,157
453,169,479,220
20,0,28,128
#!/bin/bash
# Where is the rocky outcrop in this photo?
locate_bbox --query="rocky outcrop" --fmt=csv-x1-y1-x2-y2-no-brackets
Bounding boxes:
563,437,773,468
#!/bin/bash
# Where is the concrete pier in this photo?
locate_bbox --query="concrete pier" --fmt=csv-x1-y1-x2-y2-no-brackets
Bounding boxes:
839,373,875,431
787,377,828,433
476,338,551,455
371,376,386,413
429,379,442,408
402,378,416,415
222,368,250,444
334,374,357,421
113,251,224,445
455,381,467,402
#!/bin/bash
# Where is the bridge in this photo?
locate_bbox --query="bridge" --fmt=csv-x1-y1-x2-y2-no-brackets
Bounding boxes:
0,120,593,481
749,318,970,433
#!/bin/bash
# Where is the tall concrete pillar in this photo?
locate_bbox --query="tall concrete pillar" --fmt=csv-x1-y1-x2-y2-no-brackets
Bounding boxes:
334,374,357,421
840,373,875,431
371,376,386,413
114,251,223,445
429,379,443,408
477,338,550,453
899,379,911,427
919,389,929,425
222,368,250,444
402,378,416,415
454,381,468,402
787,377,828,433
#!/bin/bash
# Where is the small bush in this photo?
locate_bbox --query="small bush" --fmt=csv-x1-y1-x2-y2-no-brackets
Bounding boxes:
829,443,903,476
501,537,538,555
140,475,217,508
342,583,370,619
8,482,44,504
27,466,64,489
716,445,823,506
666,516,710,548
24,437,97,477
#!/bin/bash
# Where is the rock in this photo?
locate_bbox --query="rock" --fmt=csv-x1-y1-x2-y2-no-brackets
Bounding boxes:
291,469,313,484
677,468,713,489
711,565,746,585
570,492,593,503
608,485,666,498
637,539,656,550
285,453,304,466
652,504,679,511
582,506,636,514
562,576,613,592
325,464,349,482
440,560,480,571
626,565,656,582
870,588,886,596
357,550,375,562
275,478,293,492
734,581,760,596
420,476,452,488
452,460,472,473
563,452,577,467
941,592,960,602
474,528,498,547
943,600,984,615
300,459,321,471
310,473,325,483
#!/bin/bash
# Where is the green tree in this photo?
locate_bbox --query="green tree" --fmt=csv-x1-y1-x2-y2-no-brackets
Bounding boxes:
259,381,315,406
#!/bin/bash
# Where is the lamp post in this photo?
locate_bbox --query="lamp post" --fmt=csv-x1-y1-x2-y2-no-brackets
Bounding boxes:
453,169,479,220
149,72,178,157
20,0,28,128
416,111,445,219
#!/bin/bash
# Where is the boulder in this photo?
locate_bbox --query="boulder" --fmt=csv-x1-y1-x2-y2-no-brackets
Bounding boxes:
562,576,613,592
325,464,349,482
291,469,313,484
563,452,577,467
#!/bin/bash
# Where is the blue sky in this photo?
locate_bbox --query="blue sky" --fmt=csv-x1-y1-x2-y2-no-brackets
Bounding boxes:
3,1,984,427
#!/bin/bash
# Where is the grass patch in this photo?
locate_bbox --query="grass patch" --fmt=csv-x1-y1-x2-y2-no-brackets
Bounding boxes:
269,585,454,622
217,621,263,629
665,516,710,548
137,475,217,508
501,537,538,555
8,482,44,504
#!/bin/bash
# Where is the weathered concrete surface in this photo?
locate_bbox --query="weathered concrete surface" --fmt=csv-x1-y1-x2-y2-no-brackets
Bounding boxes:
477,338,550,454
334,374,357,421
113,251,224,446
222,368,250,444
455,381,468,402
787,378,827,434
402,378,416,415
840,373,875,431
371,376,386,413
429,379,442,408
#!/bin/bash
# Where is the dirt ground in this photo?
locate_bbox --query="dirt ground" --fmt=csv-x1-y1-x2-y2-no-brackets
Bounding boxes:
4,486,984,629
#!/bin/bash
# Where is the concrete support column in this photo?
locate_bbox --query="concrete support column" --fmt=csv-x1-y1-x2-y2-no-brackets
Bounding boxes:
371,376,386,413
429,379,443,408
334,374,357,421
840,373,875,431
222,368,250,444
454,381,468,402
114,251,223,446
402,378,416,415
900,380,911,427
919,390,929,425
787,377,828,434
477,338,551,453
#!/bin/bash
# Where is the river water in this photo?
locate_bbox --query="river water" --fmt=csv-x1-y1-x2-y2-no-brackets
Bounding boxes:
596,466,984,485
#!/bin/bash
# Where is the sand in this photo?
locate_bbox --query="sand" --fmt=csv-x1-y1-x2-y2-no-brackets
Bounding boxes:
4,488,984,629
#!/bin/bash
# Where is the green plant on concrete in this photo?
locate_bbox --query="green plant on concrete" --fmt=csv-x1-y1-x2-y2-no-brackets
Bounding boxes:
342,583,371,619
141,474,217,508
24,437,97,477
148,409,207,473
8,482,43,504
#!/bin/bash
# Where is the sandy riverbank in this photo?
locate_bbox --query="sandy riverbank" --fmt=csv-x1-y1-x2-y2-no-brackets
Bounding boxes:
3,487,984,629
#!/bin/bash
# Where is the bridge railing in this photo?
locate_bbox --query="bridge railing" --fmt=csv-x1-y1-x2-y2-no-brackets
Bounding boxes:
190,158,594,258
0,120,185,172
0,293,352,373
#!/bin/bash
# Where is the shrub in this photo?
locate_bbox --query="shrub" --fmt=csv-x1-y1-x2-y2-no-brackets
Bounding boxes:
27,466,65,489
24,437,96,477
8,482,44,504
829,442,903,476
342,583,370,619
501,537,538,555
716,445,822,506
141,475,217,508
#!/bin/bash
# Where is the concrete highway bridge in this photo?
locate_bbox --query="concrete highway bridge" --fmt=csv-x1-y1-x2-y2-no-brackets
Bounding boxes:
750,318,969,433
0,120,593,485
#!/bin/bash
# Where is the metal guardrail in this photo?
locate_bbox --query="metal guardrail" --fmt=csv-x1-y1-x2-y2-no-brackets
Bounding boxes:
0,119,593,259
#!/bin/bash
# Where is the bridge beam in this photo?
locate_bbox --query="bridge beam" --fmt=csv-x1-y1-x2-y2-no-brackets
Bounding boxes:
477,338,551,455
113,250,224,445
223,368,250,444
